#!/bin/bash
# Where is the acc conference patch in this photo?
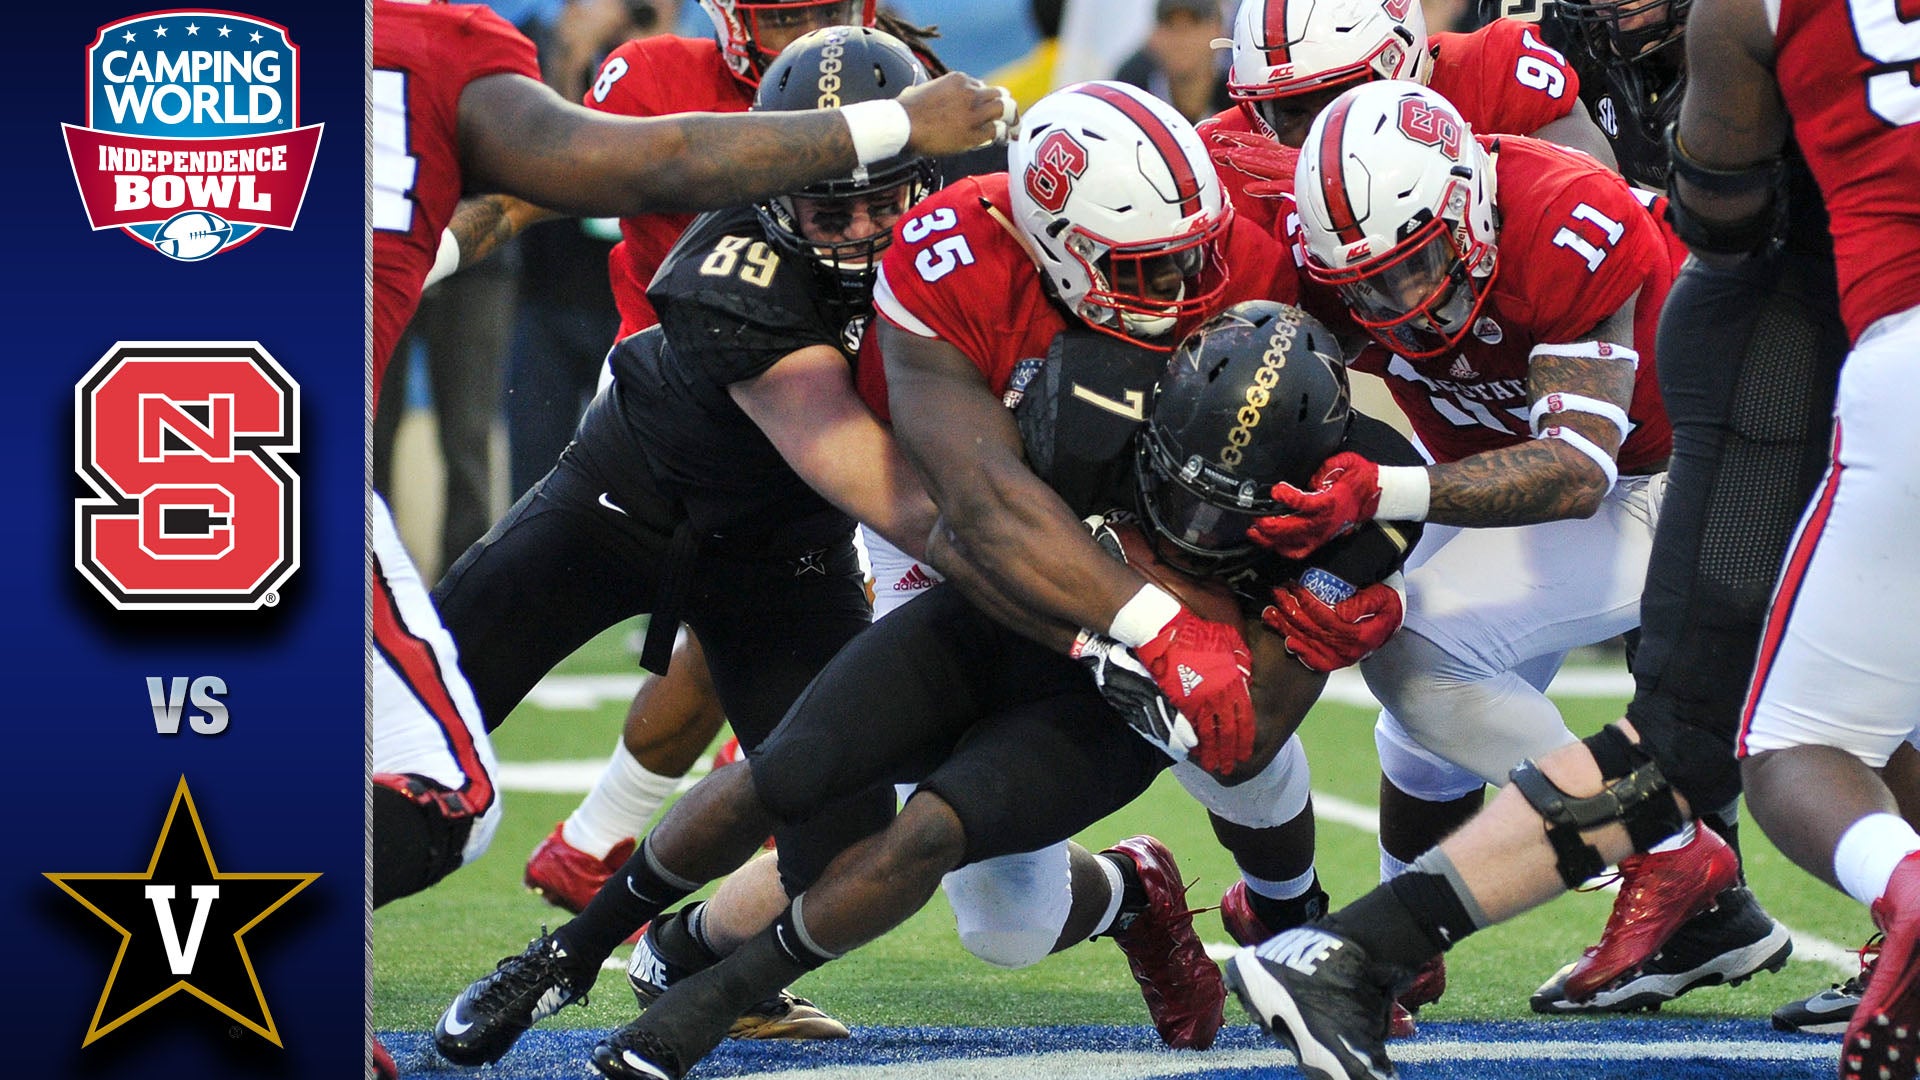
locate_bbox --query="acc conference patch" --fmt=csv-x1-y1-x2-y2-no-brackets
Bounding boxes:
74,341,300,611
61,10,324,261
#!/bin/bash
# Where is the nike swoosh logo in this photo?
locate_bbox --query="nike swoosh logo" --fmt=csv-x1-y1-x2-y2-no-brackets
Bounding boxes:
598,492,628,516
1339,1035,1394,1079
441,1004,474,1036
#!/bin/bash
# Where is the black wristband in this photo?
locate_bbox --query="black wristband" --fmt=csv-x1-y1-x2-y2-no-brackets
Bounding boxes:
1664,122,1783,195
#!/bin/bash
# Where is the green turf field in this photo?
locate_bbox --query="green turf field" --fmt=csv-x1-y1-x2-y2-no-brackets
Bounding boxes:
373,627,1871,1034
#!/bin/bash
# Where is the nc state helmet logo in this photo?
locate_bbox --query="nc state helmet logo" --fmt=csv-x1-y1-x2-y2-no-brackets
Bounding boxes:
1396,98,1463,161
75,341,299,610
1024,129,1089,215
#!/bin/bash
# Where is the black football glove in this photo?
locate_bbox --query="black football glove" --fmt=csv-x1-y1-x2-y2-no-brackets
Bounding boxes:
1070,630,1199,762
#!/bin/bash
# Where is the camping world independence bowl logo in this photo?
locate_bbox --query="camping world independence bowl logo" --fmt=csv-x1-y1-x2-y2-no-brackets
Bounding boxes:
61,11,323,261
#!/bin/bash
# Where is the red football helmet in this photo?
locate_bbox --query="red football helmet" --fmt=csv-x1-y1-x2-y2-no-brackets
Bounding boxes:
698,0,879,85
1294,82,1499,359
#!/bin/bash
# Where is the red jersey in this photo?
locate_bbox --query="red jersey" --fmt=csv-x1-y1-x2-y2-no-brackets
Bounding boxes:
586,36,753,339
1774,0,1920,342
371,1,540,396
862,173,1301,421
1428,18,1582,143
1351,136,1676,471
1199,17,1583,320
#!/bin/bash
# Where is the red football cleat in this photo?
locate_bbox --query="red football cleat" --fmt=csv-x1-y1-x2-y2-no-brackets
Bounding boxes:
1564,823,1740,1002
525,822,635,915
1844,850,1920,1080
1219,879,1270,948
1105,836,1226,1050
371,1034,398,1080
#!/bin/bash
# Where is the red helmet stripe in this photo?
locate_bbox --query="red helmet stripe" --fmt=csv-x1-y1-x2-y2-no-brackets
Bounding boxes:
1264,0,1292,67
1073,83,1203,217
1316,94,1366,245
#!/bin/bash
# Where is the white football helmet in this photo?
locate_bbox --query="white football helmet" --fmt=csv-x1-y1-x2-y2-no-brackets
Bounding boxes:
1293,82,1499,359
1008,81,1234,345
698,0,877,85
1226,0,1431,144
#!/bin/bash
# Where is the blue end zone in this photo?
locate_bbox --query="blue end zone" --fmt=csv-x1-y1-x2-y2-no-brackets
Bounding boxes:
381,1020,1839,1079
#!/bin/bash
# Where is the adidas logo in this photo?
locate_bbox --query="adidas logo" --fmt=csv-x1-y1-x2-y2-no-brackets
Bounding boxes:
891,565,937,592
1177,664,1203,695
1449,354,1477,379
1258,927,1346,975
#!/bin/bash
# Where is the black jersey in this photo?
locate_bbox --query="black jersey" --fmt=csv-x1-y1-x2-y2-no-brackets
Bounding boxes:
607,205,870,551
1012,327,1423,617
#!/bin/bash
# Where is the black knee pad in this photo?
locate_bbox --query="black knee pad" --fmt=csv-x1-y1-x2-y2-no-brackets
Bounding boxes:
1509,726,1685,890
372,780,475,907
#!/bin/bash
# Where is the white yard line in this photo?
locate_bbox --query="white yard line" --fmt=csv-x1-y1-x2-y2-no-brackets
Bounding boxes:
507,668,1860,974
671,1040,1834,1080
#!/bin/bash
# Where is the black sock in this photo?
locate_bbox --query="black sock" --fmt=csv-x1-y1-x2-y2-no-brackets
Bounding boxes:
1246,875,1329,933
653,903,721,970
1099,851,1149,914
628,906,830,1072
1702,803,1744,882
555,834,699,972
1323,882,1452,974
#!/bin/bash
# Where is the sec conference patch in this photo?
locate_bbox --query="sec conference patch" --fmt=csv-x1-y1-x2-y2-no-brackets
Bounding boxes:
60,10,324,261
74,341,300,610
45,777,318,1046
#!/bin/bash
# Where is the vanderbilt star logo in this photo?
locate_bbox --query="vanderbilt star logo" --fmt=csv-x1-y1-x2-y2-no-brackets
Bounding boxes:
45,777,318,1047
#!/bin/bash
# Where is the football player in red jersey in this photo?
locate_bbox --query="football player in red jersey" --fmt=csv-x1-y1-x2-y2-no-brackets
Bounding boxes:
1209,82,1680,1077
1672,0,1920,1075
369,0,1009,912
1219,41,1918,1076
1196,0,1613,241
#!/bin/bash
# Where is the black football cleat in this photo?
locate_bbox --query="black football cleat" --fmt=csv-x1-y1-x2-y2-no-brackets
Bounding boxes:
1531,885,1792,1014
1226,925,1403,1080
592,1020,689,1080
434,932,589,1066
628,917,849,1039
1774,932,1878,1035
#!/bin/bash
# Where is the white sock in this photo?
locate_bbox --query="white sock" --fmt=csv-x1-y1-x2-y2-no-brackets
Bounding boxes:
1646,819,1697,855
1243,864,1318,900
1090,852,1128,937
1835,812,1920,909
561,739,682,859
1380,842,1414,883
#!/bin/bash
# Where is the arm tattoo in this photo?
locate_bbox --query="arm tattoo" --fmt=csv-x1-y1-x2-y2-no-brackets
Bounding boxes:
446,195,516,269
1424,352,1637,527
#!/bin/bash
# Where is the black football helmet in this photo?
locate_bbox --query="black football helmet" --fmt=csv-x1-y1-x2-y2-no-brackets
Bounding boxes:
752,26,940,297
1136,300,1352,574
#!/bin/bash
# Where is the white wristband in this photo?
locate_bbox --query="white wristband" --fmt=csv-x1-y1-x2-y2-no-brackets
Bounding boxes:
1540,425,1620,492
1108,584,1181,648
1528,340,1640,370
1373,465,1431,522
423,227,461,288
1529,392,1632,442
842,99,912,166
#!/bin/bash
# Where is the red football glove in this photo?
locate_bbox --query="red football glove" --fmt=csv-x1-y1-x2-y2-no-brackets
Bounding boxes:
1131,607,1256,776
1263,578,1405,673
1247,452,1383,560
1207,127,1301,201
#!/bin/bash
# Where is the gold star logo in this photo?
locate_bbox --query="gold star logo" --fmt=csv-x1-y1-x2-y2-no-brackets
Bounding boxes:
45,777,319,1046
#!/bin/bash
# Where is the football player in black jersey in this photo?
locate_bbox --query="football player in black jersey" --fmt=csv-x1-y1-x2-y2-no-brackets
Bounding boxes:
1482,0,1862,1024
435,301,1426,1080
424,27,945,1064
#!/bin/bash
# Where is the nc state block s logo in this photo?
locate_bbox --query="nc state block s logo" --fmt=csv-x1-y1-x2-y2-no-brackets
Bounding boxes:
75,342,299,610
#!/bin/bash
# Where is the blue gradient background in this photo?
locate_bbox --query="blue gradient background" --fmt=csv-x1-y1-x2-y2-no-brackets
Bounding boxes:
7,4,367,1077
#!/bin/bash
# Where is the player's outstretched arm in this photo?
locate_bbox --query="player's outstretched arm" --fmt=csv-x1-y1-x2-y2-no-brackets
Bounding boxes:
878,320,1158,636
456,71,1011,217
